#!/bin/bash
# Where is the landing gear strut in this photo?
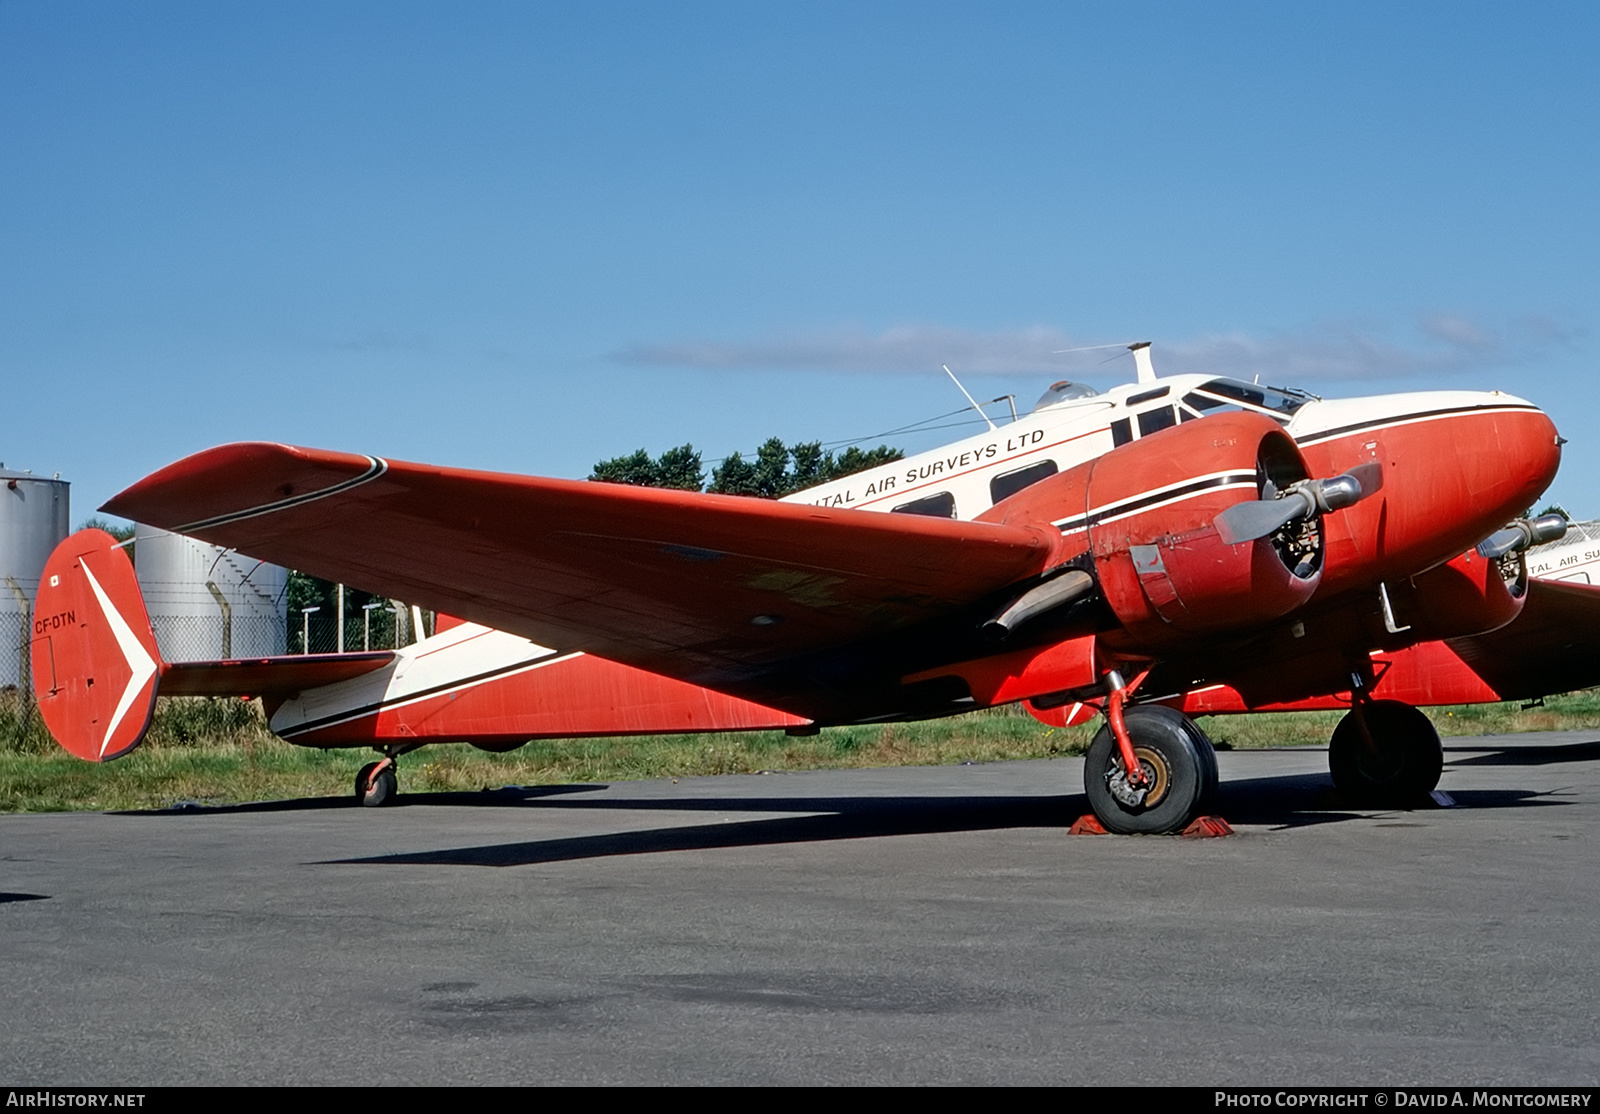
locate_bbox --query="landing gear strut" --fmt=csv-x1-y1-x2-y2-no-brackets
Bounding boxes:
1083,704,1218,834
1329,698,1442,806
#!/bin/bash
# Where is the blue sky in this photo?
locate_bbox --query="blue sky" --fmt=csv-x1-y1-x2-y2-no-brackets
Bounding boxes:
3,2,1597,518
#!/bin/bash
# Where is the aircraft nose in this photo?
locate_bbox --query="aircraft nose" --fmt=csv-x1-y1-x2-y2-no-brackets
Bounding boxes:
1445,403,1562,539
1496,404,1562,505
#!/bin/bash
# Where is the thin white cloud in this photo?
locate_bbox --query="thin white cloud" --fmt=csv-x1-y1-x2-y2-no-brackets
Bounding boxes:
612,325,1096,374
1169,315,1580,382
613,315,1580,381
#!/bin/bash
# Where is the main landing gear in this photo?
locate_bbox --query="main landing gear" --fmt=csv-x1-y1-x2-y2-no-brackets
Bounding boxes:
1083,701,1219,835
1328,698,1442,807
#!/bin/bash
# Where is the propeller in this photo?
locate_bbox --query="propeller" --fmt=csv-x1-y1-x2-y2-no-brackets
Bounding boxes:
1475,514,1568,561
1214,472,1369,546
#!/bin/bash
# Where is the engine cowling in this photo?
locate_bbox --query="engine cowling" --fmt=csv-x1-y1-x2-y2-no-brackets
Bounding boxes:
1387,546,1527,642
980,411,1325,649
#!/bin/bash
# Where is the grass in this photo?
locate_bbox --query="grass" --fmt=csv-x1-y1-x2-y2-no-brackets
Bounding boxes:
3,686,1599,814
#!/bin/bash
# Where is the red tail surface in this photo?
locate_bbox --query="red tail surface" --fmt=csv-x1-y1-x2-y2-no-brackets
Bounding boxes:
31,529,162,762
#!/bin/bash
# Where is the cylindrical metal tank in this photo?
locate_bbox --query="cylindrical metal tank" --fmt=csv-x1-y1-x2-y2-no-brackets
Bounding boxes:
134,526,288,662
0,467,71,690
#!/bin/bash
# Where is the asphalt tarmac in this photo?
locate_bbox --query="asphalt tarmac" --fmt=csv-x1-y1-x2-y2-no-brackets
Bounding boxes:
3,731,1598,1086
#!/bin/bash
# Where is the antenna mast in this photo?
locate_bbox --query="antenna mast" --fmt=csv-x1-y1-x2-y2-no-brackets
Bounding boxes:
1130,342,1157,384
942,364,997,431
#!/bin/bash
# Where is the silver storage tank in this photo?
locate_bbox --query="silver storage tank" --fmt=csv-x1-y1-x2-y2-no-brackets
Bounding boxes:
134,525,288,661
0,467,71,690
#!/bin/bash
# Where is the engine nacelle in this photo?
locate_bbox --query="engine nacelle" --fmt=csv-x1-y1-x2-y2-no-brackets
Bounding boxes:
980,412,1324,649
1388,546,1527,642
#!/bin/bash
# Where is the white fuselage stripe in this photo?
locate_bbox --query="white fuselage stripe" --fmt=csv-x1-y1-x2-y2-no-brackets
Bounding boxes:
276,649,578,737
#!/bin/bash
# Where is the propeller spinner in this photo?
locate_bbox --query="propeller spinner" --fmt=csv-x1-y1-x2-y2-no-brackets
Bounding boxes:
1476,514,1568,560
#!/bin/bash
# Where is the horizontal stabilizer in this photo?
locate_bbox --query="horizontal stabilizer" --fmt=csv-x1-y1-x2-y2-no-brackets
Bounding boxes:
161,653,394,698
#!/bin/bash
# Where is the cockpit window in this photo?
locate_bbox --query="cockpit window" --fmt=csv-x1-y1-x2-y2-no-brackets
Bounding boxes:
1186,379,1309,418
1137,406,1176,437
1032,380,1099,412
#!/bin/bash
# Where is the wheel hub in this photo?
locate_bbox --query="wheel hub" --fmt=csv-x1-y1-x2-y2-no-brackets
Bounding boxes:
1106,748,1170,809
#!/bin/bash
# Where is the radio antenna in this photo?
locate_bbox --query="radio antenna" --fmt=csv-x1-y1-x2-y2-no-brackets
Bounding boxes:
942,364,997,431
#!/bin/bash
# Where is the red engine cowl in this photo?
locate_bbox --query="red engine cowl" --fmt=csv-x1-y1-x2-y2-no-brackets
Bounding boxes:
980,411,1323,648
1387,546,1526,642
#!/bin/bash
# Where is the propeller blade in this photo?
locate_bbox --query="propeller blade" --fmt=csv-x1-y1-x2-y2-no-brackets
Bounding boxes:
1346,460,1383,497
1476,528,1525,561
1213,472,1367,547
1214,495,1311,546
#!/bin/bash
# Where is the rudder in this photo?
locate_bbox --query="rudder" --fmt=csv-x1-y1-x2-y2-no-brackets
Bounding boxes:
30,529,163,761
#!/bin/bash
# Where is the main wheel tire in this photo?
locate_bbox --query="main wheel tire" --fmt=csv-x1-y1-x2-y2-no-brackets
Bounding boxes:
355,761,398,807
1083,705,1213,834
1329,700,1442,806
1181,715,1220,802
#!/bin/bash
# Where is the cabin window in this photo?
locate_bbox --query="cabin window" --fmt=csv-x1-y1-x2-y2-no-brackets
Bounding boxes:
989,460,1058,505
1110,418,1133,447
1127,386,1171,406
1137,406,1176,437
892,491,957,518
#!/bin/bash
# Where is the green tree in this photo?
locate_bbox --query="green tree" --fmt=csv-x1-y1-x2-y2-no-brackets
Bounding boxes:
825,445,902,484
788,441,827,490
77,516,135,542
653,445,706,491
287,574,403,653
596,438,903,500
590,444,705,490
707,451,761,495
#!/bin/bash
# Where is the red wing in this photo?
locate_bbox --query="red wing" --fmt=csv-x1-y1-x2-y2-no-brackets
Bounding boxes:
104,443,1055,692
1444,578,1600,700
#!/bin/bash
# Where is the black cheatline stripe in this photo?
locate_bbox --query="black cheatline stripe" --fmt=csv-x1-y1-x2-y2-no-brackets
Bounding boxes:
277,650,575,738
176,456,390,533
1293,403,1541,446
1054,471,1258,534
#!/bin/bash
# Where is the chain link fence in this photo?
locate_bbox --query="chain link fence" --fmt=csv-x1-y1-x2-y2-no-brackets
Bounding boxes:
1,610,27,692
1,595,431,697
149,613,289,662
292,606,420,655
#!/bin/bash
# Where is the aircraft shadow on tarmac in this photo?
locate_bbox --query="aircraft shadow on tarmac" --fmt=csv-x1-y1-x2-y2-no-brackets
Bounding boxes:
113,740,1588,868
1443,739,1600,766
323,765,1572,869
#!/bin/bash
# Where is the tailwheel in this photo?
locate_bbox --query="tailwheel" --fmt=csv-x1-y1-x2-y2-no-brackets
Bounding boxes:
354,759,398,808
1084,705,1215,834
1329,699,1442,807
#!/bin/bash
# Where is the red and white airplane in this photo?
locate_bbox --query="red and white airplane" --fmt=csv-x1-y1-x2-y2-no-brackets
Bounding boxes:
30,346,1598,833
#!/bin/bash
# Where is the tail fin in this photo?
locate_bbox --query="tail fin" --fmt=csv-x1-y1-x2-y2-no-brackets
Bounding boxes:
31,529,163,761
